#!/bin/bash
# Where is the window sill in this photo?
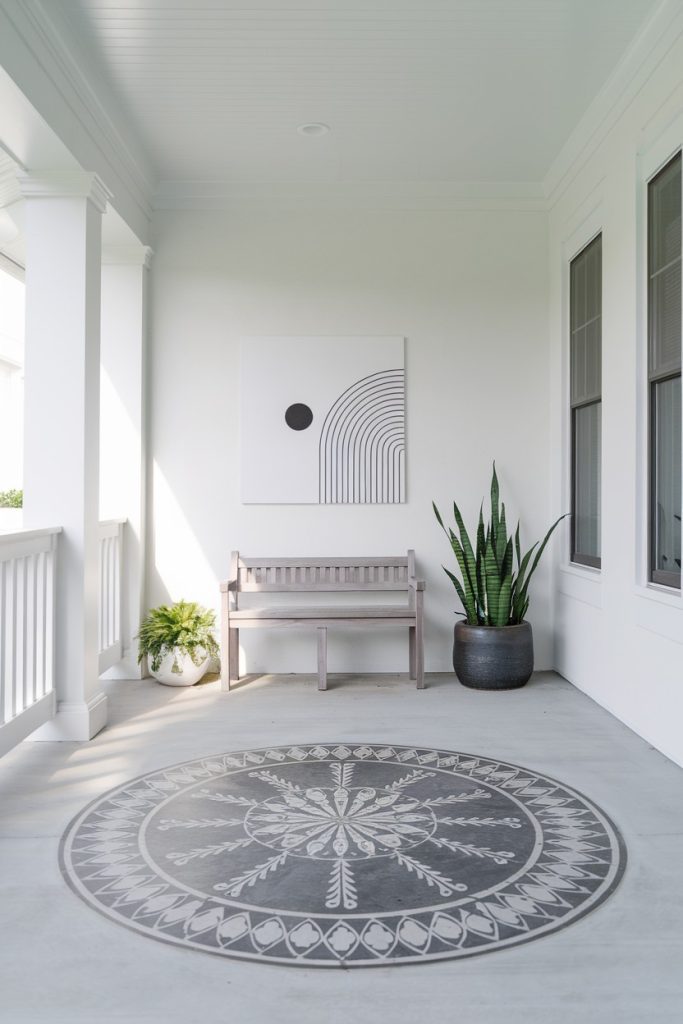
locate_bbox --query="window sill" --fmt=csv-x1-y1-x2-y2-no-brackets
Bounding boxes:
562,562,602,581
558,564,602,608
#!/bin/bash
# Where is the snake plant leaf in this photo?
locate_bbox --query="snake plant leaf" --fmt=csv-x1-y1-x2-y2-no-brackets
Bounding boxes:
496,574,513,626
476,503,485,614
449,532,476,607
511,587,527,624
432,501,446,532
511,552,535,621
452,501,477,595
484,539,501,625
502,536,514,579
514,541,538,595
476,504,485,557
516,513,569,606
433,466,566,630
490,462,500,551
444,567,477,624
496,501,508,568
497,501,507,565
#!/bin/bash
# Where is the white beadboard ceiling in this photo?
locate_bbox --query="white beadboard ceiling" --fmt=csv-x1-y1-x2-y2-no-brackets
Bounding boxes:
53,0,660,186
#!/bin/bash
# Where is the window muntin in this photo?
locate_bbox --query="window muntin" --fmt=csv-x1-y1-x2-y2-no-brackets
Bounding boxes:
570,234,602,568
648,152,682,588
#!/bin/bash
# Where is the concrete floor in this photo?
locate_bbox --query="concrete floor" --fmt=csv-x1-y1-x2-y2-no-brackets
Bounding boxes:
1,670,682,1024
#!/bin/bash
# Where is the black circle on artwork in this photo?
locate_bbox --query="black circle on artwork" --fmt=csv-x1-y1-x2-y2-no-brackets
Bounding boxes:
285,403,314,431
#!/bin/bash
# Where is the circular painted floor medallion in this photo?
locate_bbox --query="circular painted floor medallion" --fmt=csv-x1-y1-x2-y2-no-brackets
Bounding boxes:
60,743,626,967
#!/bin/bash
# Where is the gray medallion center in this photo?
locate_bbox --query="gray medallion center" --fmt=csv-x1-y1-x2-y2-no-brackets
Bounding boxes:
243,783,438,859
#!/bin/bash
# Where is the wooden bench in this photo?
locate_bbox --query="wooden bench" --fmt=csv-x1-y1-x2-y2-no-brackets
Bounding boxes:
220,551,425,691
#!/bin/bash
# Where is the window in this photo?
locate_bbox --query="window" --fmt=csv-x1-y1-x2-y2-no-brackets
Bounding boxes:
648,152,681,588
570,234,602,568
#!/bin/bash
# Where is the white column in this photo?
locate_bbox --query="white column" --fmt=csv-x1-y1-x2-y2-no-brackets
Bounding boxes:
100,244,152,677
19,171,110,740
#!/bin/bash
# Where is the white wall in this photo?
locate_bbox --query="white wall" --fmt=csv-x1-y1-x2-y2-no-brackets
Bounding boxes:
149,204,552,675
0,266,24,496
548,31,683,767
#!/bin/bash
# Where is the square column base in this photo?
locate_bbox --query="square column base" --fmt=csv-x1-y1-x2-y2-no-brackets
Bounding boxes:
28,692,108,742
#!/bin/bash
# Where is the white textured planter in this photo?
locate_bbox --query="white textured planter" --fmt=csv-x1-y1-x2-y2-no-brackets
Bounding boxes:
150,648,211,687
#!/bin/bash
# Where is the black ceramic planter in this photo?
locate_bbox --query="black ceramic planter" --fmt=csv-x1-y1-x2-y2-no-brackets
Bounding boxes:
453,621,534,690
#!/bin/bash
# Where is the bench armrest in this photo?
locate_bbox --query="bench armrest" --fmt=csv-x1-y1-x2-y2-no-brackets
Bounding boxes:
219,579,238,593
408,577,426,592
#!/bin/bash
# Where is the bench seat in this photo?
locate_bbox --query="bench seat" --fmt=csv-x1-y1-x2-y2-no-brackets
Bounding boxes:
230,605,415,621
220,551,425,691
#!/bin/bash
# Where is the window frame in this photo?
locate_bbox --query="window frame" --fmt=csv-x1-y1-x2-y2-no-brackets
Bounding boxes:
569,232,603,570
647,150,682,590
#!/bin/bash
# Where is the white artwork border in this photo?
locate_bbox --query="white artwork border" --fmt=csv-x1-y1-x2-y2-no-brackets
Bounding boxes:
240,336,405,504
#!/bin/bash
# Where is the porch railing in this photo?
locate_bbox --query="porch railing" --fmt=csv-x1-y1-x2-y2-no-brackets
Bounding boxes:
0,527,60,757
98,519,125,674
0,519,126,757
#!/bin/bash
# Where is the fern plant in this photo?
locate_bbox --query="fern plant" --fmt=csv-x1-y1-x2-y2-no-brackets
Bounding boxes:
137,600,219,673
433,464,566,627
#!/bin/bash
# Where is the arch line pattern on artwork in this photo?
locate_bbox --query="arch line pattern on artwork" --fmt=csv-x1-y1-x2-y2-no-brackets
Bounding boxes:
318,368,405,503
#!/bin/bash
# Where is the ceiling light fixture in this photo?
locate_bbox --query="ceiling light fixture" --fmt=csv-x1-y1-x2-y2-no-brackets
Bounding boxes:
297,123,330,137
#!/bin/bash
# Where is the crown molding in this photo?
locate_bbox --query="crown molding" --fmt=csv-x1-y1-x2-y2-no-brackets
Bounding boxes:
153,179,548,213
0,0,154,231
543,0,683,206
102,243,153,268
18,170,111,213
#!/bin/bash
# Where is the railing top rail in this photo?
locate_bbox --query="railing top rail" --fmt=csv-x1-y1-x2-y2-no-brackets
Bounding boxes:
0,526,62,543
0,526,62,562
98,518,127,529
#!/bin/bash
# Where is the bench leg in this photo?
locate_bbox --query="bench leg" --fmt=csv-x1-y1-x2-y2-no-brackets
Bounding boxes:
317,627,328,691
415,592,425,690
409,626,416,680
228,628,239,688
220,589,231,692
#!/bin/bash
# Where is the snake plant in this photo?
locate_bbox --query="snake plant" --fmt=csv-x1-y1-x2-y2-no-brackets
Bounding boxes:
137,600,219,673
433,465,566,627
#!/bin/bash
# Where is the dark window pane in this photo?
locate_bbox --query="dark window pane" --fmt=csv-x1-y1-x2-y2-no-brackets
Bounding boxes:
649,259,682,378
570,319,601,406
570,234,601,335
570,234,602,568
570,255,586,327
652,376,682,582
585,238,602,322
649,154,682,275
572,402,601,563
570,325,587,405
649,152,682,586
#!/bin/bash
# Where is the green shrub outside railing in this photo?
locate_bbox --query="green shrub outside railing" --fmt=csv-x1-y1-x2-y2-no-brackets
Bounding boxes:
0,489,22,508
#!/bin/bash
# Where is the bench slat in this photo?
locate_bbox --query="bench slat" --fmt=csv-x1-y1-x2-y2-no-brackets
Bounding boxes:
239,556,409,569
237,581,411,592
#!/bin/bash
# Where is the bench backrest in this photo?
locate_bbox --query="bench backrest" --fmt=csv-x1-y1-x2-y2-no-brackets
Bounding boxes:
232,551,415,592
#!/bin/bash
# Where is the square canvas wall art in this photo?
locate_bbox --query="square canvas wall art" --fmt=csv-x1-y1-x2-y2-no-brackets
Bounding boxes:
240,336,405,504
